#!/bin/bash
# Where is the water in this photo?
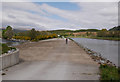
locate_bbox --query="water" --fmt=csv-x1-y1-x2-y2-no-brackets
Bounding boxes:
0,38,23,46
72,38,119,67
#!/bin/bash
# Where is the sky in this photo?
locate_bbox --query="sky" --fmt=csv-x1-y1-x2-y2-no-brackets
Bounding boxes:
1,0,119,30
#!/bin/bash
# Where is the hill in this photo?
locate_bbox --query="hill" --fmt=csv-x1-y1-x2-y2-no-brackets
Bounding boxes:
1,28,28,33
109,26,120,31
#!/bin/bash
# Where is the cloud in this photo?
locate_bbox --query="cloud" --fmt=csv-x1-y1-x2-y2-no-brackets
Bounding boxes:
2,0,31,2
2,2,65,30
2,0,120,2
70,0,119,2
2,2,118,30
40,2,118,29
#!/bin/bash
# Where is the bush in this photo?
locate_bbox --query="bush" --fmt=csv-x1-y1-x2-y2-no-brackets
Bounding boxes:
12,33,58,41
13,36,31,40
100,64,120,80
35,34,57,40
0,43,16,54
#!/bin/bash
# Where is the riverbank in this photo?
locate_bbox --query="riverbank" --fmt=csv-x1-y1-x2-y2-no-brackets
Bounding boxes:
68,36,120,41
70,38,120,80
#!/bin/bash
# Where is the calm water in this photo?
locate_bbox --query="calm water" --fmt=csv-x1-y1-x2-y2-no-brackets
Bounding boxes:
0,38,23,46
72,38,119,67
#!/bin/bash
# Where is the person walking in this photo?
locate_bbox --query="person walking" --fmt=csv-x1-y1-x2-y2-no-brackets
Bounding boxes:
66,38,68,44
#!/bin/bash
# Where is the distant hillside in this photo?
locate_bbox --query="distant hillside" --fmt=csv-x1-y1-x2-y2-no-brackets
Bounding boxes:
109,26,120,31
48,29,100,34
13,29,28,33
74,29,100,32
47,29,74,34
1,28,28,33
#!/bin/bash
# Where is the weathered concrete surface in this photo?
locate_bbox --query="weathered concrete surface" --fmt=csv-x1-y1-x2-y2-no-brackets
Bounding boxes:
0,49,19,70
2,38,99,80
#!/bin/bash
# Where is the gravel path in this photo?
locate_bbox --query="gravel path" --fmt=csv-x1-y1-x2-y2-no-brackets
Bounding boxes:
3,38,99,80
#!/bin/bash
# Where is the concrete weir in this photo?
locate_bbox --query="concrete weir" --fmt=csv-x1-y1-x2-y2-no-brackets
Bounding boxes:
0,49,19,70
3,38,99,80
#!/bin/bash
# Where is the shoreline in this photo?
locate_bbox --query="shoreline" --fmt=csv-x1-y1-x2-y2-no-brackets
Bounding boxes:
69,38,118,67
69,38,120,80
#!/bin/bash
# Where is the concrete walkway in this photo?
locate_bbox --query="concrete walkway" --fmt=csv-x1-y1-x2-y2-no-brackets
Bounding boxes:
3,38,99,80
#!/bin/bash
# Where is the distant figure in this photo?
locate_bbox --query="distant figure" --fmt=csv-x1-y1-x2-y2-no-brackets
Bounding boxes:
66,38,68,44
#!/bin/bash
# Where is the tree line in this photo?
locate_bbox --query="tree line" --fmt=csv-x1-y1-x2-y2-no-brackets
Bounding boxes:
2,25,120,40
97,26,120,37
2,26,58,41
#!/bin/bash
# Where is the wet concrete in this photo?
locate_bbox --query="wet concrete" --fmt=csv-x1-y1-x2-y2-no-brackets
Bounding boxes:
2,38,99,80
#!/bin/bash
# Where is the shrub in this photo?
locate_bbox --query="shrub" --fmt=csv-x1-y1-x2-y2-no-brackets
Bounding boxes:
12,33,58,41
100,64,120,80
0,43,16,54
35,34,57,40
13,36,31,40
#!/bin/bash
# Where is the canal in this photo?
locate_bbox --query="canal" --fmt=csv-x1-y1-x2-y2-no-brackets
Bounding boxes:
72,38,119,67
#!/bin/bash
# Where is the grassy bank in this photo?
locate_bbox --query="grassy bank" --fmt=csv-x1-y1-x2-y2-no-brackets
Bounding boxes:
0,43,16,55
100,64,120,80
68,36,120,41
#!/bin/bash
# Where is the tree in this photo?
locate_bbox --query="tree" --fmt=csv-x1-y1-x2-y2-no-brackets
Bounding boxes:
29,28,37,40
86,32,89,36
3,26,14,39
2,30,7,39
97,29,108,37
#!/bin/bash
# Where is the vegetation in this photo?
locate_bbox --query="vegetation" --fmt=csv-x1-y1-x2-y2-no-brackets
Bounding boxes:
95,26,120,41
28,28,37,40
2,25,120,41
47,29,99,37
97,28,120,38
2,26,14,39
2,26,58,41
36,34,57,40
0,43,16,55
13,28,58,41
109,26,120,31
100,64,120,80
75,29,100,32
67,26,120,41
12,36,31,40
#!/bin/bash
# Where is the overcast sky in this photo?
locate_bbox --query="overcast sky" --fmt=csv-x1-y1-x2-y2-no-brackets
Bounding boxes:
1,0,119,30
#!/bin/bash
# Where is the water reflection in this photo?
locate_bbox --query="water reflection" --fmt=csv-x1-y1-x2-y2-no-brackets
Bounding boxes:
0,38,23,46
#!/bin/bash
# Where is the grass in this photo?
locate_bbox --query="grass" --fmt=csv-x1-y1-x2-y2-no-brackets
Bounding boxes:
0,43,16,55
99,64,120,81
